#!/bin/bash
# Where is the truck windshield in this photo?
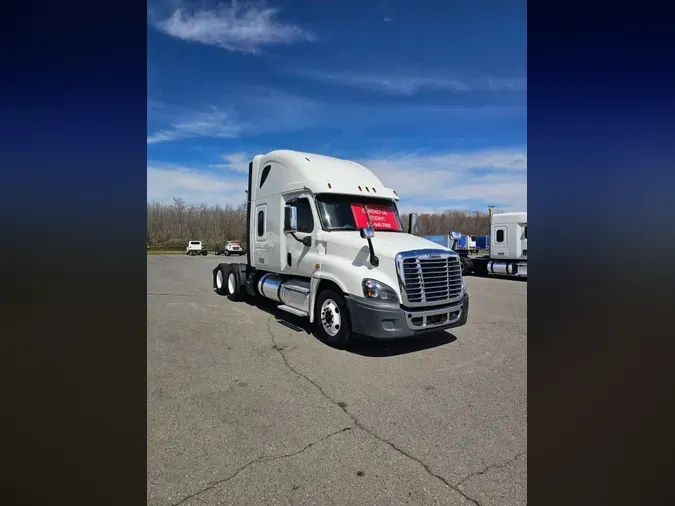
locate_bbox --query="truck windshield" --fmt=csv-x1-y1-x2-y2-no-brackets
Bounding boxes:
316,194,403,232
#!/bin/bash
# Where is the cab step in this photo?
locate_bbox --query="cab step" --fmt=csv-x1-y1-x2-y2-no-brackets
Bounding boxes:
277,305,308,317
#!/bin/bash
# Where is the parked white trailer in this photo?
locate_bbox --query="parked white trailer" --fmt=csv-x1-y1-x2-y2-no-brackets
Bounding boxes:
212,150,469,347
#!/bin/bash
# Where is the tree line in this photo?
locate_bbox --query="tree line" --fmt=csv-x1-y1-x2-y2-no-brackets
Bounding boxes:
147,198,494,251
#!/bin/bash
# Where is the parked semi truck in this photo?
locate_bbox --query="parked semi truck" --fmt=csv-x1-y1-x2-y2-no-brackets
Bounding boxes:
457,212,527,278
186,240,208,256
212,150,469,347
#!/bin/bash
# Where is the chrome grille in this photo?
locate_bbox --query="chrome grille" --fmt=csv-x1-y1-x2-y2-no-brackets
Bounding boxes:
400,254,462,305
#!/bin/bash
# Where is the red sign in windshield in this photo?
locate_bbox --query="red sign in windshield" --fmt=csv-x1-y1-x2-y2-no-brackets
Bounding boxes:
350,203,402,231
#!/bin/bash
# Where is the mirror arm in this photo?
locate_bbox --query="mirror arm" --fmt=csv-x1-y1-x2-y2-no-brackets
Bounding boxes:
366,238,379,266
289,232,312,247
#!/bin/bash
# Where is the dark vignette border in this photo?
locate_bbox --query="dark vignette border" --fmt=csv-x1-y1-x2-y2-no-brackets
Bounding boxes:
528,1,675,504
2,2,147,505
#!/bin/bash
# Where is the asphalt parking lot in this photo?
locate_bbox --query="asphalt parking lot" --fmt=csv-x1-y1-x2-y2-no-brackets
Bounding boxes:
147,254,527,506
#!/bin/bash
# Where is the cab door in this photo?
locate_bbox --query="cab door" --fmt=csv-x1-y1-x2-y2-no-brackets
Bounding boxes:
491,225,509,258
254,204,271,267
284,195,318,277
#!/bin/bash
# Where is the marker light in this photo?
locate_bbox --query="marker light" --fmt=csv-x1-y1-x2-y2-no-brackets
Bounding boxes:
358,186,362,191
328,183,332,189
365,187,370,192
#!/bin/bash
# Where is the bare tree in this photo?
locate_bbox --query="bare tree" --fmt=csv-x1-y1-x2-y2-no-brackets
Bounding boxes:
147,199,493,250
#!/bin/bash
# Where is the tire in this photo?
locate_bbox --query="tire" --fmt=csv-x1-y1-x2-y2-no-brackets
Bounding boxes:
225,250,230,256
202,250,207,256
215,265,228,295
314,289,352,348
226,265,245,300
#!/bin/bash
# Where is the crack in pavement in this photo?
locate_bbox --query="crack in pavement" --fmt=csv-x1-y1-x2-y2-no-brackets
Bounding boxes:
456,451,527,488
266,315,484,506
170,426,353,506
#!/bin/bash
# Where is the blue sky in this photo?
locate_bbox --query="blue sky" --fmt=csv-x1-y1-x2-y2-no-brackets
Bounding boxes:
147,0,527,214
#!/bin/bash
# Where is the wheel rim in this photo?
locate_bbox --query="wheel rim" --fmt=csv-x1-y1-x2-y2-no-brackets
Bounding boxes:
320,299,341,337
228,272,236,294
216,270,223,289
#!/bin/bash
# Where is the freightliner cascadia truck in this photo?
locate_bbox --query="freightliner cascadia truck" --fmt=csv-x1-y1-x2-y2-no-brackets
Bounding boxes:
212,150,469,347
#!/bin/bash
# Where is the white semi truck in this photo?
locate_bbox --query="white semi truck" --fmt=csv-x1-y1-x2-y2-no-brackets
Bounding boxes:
459,212,527,278
186,240,208,256
212,150,469,347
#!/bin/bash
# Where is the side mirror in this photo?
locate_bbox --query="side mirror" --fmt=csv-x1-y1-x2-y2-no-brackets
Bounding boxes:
449,231,462,251
408,213,419,235
360,227,375,239
284,205,298,233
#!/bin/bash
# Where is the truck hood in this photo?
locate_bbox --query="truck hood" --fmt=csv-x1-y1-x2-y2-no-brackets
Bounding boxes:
323,231,454,260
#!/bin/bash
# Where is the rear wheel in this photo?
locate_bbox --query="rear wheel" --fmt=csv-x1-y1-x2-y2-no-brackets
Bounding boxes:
215,265,245,300
226,265,244,301
314,289,351,348
215,266,227,295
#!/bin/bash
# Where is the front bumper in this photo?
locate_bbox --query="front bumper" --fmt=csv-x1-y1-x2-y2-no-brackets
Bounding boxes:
345,293,469,340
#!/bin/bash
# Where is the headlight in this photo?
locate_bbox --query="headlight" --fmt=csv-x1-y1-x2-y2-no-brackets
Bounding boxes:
461,276,467,294
362,279,399,303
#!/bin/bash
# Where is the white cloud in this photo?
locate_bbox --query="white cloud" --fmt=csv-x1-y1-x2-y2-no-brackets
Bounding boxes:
147,107,241,144
147,86,324,144
208,152,250,172
297,70,527,95
358,149,527,211
147,164,247,206
149,1,315,54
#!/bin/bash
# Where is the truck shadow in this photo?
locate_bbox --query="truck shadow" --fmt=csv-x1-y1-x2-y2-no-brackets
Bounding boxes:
346,332,458,357
244,298,458,357
469,274,527,282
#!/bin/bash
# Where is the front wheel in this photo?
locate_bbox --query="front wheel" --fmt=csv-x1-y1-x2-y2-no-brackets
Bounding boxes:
314,289,352,348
